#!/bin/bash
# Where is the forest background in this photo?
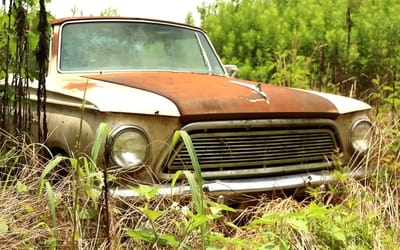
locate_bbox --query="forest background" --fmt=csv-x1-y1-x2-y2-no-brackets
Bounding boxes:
197,0,400,112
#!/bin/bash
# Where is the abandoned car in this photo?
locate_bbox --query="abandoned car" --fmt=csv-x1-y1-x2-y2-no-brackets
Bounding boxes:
25,17,375,198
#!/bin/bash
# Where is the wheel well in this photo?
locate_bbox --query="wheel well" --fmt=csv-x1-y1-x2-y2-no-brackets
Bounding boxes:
47,146,69,159
46,146,71,181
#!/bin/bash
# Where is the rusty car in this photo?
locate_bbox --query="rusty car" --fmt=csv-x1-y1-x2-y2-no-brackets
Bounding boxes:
13,16,373,201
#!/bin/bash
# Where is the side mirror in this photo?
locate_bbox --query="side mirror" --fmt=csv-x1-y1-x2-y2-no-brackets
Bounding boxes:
224,64,238,78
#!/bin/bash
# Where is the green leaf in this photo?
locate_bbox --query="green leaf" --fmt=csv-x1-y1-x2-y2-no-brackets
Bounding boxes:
224,221,242,231
255,243,280,250
129,184,159,200
159,233,180,248
187,214,211,232
285,217,308,232
172,144,205,240
250,213,280,226
125,228,157,243
331,225,346,242
125,229,182,248
208,232,247,248
179,131,203,187
0,220,9,234
39,155,67,194
91,122,109,166
20,202,34,213
79,208,99,220
86,185,102,201
305,202,329,219
16,180,27,193
207,200,236,215
44,237,57,250
383,86,394,91
45,181,57,228
171,170,182,187
140,206,164,223
73,229,80,241
182,170,204,215
79,156,90,177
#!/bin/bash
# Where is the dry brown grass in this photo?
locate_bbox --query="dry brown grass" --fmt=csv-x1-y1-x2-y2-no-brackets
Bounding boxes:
0,113,399,249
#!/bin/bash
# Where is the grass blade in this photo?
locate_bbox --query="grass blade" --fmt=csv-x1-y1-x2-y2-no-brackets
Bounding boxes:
39,156,66,194
90,122,109,166
45,181,57,229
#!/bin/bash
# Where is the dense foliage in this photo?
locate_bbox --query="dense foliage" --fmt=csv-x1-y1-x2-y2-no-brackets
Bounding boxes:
199,0,400,108
0,1,51,137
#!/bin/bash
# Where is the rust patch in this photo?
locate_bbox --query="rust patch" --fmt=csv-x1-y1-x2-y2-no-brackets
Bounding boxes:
63,82,99,91
51,29,59,59
85,72,339,123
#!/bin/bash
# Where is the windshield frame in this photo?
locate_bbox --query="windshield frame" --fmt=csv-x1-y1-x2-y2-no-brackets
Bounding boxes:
57,19,227,75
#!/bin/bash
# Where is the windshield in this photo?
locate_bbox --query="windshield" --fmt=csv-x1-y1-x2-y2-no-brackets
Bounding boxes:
59,21,225,75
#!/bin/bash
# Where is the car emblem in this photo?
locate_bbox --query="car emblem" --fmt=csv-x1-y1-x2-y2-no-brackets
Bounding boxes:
230,80,270,104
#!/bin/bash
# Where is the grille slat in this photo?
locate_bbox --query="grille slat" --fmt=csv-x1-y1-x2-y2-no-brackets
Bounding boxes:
163,125,339,178
169,151,332,166
179,148,334,161
179,145,334,158
186,140,335,152
193,139,334,149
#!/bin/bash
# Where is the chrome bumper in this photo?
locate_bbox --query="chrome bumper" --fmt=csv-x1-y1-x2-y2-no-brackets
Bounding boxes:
111,169,369,199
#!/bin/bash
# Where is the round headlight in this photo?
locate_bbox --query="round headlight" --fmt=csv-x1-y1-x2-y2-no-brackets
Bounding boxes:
109,125,149,168
350,119,372,153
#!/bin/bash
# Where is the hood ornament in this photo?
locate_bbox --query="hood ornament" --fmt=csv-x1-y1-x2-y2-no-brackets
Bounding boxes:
230,80,270,104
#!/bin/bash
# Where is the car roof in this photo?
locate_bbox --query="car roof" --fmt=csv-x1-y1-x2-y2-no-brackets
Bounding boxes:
51,16,204,32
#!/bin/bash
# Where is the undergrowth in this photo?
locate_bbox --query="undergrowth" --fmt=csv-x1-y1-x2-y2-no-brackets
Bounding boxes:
0,114,399,249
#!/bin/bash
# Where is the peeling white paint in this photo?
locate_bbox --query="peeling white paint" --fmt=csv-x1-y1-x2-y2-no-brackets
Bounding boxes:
297,89,371,114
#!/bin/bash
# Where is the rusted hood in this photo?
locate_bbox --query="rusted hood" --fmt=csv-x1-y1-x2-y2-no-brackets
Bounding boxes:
86,72,339,122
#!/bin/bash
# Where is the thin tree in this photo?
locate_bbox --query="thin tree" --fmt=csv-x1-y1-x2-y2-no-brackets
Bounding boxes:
36,0,49,143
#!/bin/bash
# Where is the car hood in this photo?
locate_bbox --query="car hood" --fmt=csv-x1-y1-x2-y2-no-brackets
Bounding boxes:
82,72,370,123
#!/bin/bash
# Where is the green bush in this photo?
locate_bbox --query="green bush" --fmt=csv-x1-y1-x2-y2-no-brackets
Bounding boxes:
199,0,400,107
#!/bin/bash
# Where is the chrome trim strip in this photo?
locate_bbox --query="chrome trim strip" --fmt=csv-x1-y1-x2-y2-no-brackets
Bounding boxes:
195,32,212,73
111,169,368,198
181,118,338,131
350,118,373,134
350,118,372,136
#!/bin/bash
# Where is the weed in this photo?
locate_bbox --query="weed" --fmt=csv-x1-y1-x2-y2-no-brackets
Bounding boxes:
0,116,399,249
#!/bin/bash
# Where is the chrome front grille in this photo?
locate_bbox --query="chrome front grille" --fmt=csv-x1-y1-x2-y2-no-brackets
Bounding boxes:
161,120,340,179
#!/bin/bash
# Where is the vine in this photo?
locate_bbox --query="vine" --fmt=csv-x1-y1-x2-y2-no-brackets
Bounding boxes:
0,0,48,142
